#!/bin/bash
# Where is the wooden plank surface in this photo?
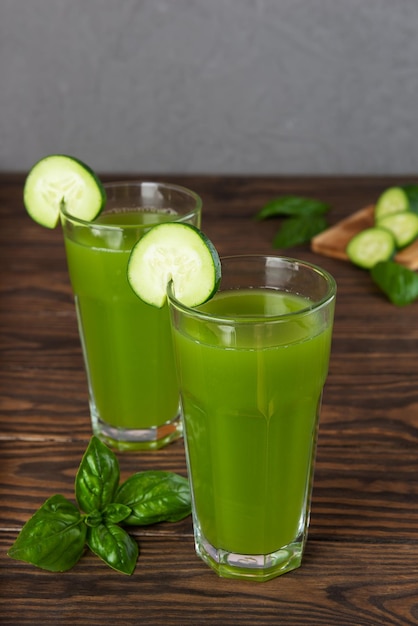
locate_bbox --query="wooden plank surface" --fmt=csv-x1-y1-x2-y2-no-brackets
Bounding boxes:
1,174,418,625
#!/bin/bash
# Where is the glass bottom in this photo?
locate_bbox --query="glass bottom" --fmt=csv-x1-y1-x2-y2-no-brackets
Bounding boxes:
91,413,183,451
195,530,304,582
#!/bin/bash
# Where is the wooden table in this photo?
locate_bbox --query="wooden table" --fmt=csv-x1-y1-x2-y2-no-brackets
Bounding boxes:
1,173,418,625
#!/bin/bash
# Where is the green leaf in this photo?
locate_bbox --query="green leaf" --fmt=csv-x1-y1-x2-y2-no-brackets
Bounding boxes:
255,195,329,221
75,436,120,513
87,522,138,575
402,184,418,214
85,504,131,529
103,503,132,525
7,494,86,572
273,214,329,249
370,260,418,306
84,509,103,528
115,471,191,525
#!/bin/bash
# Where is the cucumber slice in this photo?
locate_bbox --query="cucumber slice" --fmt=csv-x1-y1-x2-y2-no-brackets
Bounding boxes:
23,154,106,228
346,227,395,269
127,223,221,308
374,187,410,221
377,211,418,248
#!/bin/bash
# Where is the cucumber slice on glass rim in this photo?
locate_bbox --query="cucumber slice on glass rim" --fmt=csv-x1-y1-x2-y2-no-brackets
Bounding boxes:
23,154,106,228
127,223,221,308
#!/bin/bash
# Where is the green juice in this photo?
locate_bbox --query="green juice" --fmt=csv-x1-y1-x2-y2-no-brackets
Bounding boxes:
63,210,180,434
172,289,333,557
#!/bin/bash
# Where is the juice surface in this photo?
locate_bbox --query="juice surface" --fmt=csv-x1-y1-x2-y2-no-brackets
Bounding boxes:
173,289,333,555
63,210,179,429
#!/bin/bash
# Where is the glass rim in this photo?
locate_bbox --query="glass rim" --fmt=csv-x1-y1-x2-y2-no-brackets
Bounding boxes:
167,254,337,325
60,180,202,229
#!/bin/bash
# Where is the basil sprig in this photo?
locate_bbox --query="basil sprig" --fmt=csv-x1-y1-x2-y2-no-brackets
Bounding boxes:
8,436,191,575
255,195,330,248
371,260,418,306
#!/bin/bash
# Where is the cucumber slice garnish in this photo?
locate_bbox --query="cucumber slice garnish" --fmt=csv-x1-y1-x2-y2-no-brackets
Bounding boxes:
376,211,418,248
346,227,395,269
23,154,106,228
127,223,221,308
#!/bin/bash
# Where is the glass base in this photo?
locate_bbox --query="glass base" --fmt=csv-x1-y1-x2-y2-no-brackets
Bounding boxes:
91,414,183,451
195,531,304,582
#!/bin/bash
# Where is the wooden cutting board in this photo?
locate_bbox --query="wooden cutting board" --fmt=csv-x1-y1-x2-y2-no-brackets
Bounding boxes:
311,205,418,270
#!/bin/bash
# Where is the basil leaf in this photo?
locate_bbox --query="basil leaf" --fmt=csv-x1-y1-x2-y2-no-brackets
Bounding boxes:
104,503,132,525
7,494,86,572
84,509,103,528
371,260,418,306
115,471,191,525
84,503,131,528
256,195,329,220
87,522,138,575
75,436,120,513
273,214,328,249
402,184,418,214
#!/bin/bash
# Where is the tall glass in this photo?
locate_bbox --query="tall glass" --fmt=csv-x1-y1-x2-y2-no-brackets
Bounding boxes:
168,256,336,581
61,181,202,451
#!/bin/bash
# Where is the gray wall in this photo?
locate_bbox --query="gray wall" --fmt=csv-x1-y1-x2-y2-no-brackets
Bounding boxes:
1,0,418,175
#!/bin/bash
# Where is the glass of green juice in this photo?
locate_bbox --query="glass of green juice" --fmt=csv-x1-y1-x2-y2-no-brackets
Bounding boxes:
167,255,336,581
60,181,202,451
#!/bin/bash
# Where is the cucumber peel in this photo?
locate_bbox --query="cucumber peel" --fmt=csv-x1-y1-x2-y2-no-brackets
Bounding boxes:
127,223,221,308
23,154,106,228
